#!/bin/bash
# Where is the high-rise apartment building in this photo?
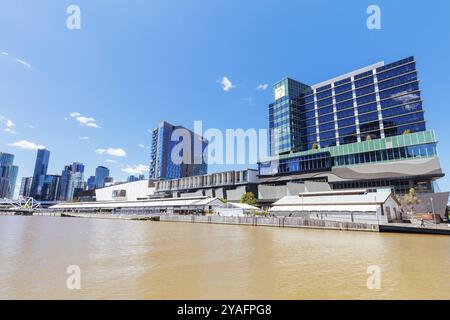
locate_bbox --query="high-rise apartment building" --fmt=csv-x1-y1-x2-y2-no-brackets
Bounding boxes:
149,121,208,180
57,162,86,201
260,56,443,194
19,177,32,198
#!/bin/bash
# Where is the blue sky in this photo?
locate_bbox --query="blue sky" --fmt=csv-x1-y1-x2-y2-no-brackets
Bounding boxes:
1,0,450,195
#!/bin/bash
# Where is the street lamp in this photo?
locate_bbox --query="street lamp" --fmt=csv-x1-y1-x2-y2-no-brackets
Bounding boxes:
430,197,436,229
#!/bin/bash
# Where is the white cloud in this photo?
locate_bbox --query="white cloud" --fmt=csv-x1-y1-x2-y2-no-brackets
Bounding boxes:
121,164,149,176
1,52,8,56
95,148,126,157
9,140,45,150
219,76,235,91
15,58,31,68
138,143,150,149
79,136,89,140
256,83,269,90
5,119,14,128
28,125,35,129
4,128,17,134
70,112,100,128
0,116,16,134
105,159,118,164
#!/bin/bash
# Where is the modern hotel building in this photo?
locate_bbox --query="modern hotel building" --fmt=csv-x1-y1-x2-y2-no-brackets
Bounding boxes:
259,57,444,194
149,121,208,180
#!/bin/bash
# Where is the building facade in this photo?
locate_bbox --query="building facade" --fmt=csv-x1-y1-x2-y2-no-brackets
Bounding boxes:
30,149,50,199
40,175,61,201
149,121,208,180
261,57,443,195
94,166,110,189
0,152,19,199
19,177,32,198
57,163,86,201
154,169,258,201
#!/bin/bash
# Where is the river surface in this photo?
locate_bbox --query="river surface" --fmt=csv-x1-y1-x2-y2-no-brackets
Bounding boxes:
0,215,449,299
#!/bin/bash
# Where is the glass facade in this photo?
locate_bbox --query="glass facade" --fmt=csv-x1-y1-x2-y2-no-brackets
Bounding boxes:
30,149,50,199
149,121,208,180
259,130,438,176
268,57,426,155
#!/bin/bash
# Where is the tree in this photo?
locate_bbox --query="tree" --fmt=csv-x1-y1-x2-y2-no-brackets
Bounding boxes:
311,142,319,150
403,129,412,135
240,192,257,206
402,188,420,216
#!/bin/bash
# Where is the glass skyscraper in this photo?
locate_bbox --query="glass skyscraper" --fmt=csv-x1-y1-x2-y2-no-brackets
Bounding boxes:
30,149,50,199
149,121,208,180
0,152,19,199
261,57,443,194
94,166,110,189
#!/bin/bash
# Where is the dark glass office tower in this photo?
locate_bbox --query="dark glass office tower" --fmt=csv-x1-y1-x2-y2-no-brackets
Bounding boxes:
149,121,208,180
0,152,19,199
260,57,443,194
30,149,50,199
94,166,110,189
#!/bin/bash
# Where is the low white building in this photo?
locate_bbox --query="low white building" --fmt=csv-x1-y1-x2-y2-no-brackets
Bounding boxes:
95,180,155,201
269,189,401,224
50,196,224,215
214,202,259,217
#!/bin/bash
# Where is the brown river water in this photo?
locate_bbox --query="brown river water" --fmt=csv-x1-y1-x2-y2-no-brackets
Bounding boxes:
0,215,449,299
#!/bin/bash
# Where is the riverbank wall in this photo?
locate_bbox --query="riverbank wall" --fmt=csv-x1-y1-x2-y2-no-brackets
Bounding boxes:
159,215,380,232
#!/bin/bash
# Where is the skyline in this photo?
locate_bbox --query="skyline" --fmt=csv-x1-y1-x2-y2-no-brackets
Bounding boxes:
1,0,450,197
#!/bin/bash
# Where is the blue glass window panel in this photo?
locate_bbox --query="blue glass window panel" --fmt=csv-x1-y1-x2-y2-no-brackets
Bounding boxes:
334,83,352,94
379,82,419,100
316,89,332,100
304,95,314,104
384,122,426,137
376,57,414,73
337,117,356,128
334,77,351,86
378,72,418,90
318,113,334,123
356,84,375,96
354,70,373,80
335,91,353,102
302,110,315,119
377,62,416,81
337,108,355,119
359,121,380,133
336,99,354,110
358,102,378,114
339,126,357,136
319,122,335,132
320,139,336,148
318,106,334,116
383,112,424,128
381,103,423,118
356,94,376,105
359,111,379,124
319,130,336,140
355,76,374,88
380,92,421,109
316,84,332,92
317,97,333,107
303,102,315,111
